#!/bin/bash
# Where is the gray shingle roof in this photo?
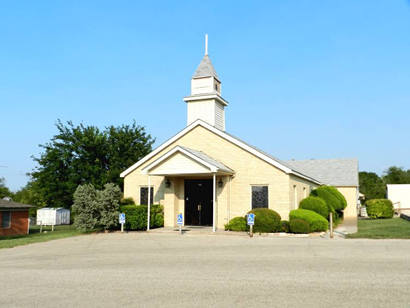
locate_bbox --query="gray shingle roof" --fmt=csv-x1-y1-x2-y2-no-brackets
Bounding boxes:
179,146,233,173
221,131,322,183
193,55,219,79
0,198,33,209
285,158,359,187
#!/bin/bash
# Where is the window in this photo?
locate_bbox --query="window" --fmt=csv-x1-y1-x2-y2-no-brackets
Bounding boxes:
1,211,11,229
252,186,268,209
294,185,298,209
140,187,154,205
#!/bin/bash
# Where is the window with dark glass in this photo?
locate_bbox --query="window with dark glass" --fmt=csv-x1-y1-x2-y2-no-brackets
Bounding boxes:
252,186,268,208
140,187,154,205
1,211,11,228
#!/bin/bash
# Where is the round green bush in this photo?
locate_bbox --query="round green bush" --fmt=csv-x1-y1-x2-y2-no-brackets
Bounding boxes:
311,186,346,211
290,219,310,234
310,187,337,215
225,217,248,231
289,209,328,232
280,220,290,233
299,196,329,219
326,186,347,210
365,199,394,219
247,208,281,233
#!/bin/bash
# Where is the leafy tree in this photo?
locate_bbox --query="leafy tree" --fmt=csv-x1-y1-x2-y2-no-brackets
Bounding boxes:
99,183,121,230
382,166,410,184
13,181,46,216
359,172,385,201
72,184,99,231
31,120,154,208
0,177,13,199
72,183,121,231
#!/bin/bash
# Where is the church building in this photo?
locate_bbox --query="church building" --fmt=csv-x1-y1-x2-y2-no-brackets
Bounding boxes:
120,37,359,231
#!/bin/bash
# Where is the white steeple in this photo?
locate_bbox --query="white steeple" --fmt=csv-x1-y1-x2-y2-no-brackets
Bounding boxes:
184,34,228,131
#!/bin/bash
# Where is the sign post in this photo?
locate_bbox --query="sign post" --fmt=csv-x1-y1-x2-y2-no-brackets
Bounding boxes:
119,213,126,233
177,213,183,235
329,213,333,239
247,213,255,237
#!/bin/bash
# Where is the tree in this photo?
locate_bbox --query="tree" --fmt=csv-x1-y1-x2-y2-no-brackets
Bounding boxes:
31,120,154,208
382,166,410,184
72,183,121,231
359,172,386,200
72,184,99,231
13,181,46,216
99,183,121,230
0,177,13,199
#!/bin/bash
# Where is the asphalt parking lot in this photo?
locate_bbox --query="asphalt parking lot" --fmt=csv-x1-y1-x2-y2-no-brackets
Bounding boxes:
0,232,409,307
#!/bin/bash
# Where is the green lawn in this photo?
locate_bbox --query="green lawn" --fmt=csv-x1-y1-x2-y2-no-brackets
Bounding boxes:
0,225,84,249
347,218,410,239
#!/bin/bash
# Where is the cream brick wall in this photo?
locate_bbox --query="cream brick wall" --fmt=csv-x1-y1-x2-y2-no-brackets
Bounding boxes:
123,125,318,229
336,186,358,219
288,175,319,218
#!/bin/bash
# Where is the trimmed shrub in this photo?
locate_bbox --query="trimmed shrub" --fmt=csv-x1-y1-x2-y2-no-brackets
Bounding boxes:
299,196,329,219
326,186,347,210
289,209,328,232
120,204,164,230
120,197,135,206
311,186,346,211
280,220,290,233
247,208,281,233
365,199,394,219
310,187,337,217
225,217,248,231
290,219,310,234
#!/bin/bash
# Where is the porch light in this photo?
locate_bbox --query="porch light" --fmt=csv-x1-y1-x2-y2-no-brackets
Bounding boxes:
218,178,223,188
165,178,171,188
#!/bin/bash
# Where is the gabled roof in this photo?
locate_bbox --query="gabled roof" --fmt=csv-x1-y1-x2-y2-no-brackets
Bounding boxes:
120,119,321,184
285,158,359,187
142,145,233,175
0,198,33,209
193,55,219,79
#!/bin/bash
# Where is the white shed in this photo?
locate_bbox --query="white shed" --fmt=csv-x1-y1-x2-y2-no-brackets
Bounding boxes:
36,208,70,225
387,184,410,210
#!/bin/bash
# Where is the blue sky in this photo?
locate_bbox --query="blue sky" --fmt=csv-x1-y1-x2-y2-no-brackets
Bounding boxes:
1,1,410,191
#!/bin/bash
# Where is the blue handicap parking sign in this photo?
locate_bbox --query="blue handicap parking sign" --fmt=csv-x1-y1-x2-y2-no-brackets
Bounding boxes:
247,213,255,225
119,213,126,224
177,213,183,225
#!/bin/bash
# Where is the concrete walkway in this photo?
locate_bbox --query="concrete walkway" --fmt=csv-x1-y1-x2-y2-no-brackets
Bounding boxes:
335,217,358,235
1,232,409,307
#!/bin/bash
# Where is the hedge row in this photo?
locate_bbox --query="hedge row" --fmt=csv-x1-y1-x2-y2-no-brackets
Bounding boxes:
225,207,328,234
120,204,164,230
225,208,281,233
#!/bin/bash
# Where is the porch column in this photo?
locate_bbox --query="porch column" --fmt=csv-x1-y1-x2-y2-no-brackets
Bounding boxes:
147,175,151,231
213,173,216,232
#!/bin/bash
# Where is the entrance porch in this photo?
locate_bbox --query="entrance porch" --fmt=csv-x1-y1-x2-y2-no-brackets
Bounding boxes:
141,146,234,231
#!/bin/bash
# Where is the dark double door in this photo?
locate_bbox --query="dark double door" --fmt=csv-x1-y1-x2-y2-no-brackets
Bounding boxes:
184,179,213,226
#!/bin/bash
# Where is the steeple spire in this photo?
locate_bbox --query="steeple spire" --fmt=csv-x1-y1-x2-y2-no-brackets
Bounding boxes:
184,35,228,131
